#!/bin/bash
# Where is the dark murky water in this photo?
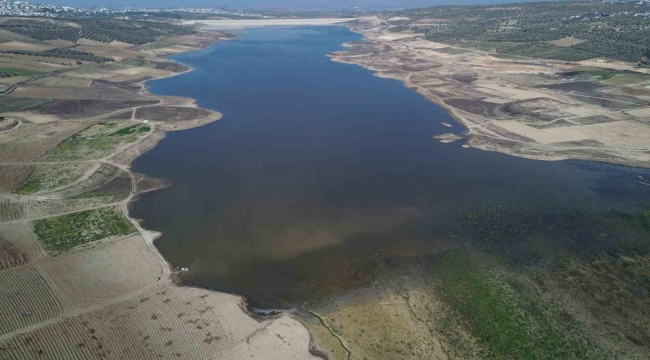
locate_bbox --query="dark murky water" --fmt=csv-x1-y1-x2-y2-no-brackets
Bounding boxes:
131,26,650,309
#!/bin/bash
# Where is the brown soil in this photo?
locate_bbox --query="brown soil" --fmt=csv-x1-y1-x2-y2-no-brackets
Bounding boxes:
0,164,33,192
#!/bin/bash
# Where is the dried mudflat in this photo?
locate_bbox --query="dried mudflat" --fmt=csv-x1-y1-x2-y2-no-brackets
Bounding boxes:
0,29,320,360
332,16,650,168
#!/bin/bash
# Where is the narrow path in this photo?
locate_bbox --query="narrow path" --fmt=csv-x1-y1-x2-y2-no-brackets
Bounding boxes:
307,310,352,360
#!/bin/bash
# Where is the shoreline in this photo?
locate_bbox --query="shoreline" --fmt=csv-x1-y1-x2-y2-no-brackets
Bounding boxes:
0,27,328,359
128,30,338,359
331,17,650,169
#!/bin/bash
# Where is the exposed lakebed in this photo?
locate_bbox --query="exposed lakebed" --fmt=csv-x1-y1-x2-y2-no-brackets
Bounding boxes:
131,26,650,310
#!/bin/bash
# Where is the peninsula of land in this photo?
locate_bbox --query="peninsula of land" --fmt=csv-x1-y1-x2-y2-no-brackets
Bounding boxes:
331,16,650,168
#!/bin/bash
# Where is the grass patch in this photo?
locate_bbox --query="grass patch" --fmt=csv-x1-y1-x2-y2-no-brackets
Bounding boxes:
15,178,40,195
45,122,148,161
109,124,150,136
33,207,134,253
584,70,615,80
123,58,144,67
0,67,42,77
435,250,604,359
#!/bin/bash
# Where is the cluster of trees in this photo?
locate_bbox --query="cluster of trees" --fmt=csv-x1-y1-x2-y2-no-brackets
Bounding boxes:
77,20,195,45
0,20,79,42
2,49,112,63
391,1,650,63
0,19,195,46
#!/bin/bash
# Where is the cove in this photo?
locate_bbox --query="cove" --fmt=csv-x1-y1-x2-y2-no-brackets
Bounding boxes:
130,26,650,310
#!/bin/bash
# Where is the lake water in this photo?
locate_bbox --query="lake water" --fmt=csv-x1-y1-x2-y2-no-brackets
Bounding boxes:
131,26,650,309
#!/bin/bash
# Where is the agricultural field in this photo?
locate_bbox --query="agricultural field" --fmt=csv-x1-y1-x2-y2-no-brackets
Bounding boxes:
15,163,93,195
389,1,650,63
0,236,25,270
32,206,134,254
0,18,194,46
0,222,46,265
43,122,151,161
33,99,158,119
39,234,161,307
0,96,51,113
70,171,132,201
0,284,316,360
0,199,24,223
0,121,90,162
0,165,33,193
0,265,63,336
14,86,152,101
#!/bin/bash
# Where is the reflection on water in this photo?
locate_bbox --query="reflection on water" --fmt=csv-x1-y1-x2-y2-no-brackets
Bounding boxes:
130,26,650,309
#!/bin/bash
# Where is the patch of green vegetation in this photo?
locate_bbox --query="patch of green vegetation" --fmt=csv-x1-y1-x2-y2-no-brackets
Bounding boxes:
585,70,615,81
109,124,150,136
15,178,40,195
392,2,650,63
123,58,145,67
46,122,148,161
33,207,134,253
0,67,42,77
136,54,146,59
435,250,605,359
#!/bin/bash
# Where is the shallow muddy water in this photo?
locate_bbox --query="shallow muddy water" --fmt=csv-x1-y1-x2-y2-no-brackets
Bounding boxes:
131,26,650,309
